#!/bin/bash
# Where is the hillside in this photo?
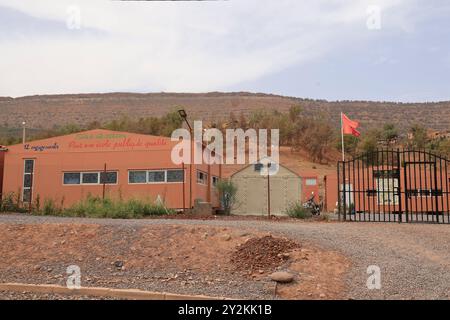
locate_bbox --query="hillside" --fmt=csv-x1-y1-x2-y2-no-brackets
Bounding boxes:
0,92,449,132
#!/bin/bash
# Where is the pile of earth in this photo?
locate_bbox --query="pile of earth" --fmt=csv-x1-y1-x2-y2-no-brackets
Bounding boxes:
230,235,300,274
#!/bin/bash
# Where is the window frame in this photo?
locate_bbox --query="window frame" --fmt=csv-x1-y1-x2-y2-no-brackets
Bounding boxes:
196,170,208,185
128,170,148,185
100,171,119,185
147,170,166,184
212,176,220,187
166,169,185,183
81,172,100,185
305,178,317,186
63,171,119,186
128,169,185,185
63,172,82,185
22,159,35,203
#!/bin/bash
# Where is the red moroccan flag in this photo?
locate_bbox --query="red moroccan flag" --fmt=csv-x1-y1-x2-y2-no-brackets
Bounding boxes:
341,113,360,137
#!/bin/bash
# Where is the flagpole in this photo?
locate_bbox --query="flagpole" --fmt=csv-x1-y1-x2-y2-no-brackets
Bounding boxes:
340,112,345,162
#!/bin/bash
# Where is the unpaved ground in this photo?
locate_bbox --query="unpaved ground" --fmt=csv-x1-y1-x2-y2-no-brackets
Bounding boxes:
0,214,449,300
0,215,348,300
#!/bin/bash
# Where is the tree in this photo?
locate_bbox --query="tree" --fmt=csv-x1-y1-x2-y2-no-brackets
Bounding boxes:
381,123,398,145
408,124,428,149
215,179,238,215
336,135,360,158
358,128,380,161
300,120,334,163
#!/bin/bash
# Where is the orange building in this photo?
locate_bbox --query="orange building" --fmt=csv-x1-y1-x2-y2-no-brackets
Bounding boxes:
0,129,221,210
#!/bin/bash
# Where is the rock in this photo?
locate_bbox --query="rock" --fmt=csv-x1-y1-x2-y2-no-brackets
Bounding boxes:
269,271,294,283
114,260,124,268
222,234,231,241
237,231,249,237
320,293,326,298
277,253,290,259
258,269,265,274
202,233,208,239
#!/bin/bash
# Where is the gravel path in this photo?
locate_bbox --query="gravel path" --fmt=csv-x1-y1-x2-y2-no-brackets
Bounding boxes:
0,214,449,299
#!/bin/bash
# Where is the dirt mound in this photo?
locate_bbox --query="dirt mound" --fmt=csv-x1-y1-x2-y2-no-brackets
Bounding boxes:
231,235,300,273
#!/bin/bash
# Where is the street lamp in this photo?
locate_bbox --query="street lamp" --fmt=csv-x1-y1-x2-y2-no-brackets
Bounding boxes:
177,108,193,210
177,109,192,132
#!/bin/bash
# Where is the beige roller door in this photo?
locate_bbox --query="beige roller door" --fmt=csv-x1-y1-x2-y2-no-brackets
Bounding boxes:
232,171,301,216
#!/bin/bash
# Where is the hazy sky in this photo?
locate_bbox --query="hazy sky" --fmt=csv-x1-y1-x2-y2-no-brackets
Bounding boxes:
1,0,449,102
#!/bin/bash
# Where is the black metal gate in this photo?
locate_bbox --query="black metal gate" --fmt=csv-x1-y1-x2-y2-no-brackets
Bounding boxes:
338,150,450,224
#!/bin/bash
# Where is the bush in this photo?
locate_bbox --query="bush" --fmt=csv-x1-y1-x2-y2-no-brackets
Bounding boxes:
215,179,238,215
35,195,175,219
0,192,27,213
284,202,313,219
41,198,62,216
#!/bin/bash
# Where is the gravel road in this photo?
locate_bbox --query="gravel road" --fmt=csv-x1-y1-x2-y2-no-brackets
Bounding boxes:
0,214,449,299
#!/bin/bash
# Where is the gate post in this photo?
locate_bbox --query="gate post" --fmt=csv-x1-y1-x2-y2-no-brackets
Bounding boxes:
397,149,403,223
342,162,347,221
337,162,341,221
434,162,439,223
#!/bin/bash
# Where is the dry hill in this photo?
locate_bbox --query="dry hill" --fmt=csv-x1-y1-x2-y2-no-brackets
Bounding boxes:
0,92,449,132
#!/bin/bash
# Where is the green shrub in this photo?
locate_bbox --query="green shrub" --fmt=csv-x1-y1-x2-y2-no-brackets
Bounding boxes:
41,198,63,216
0,192,27,213
216,179,237,215
284,202,313,219
38,195,175,219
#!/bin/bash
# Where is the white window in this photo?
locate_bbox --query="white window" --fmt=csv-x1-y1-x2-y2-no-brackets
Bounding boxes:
197,171,208,185
64,171,118,185
129,171,147,184
64,172,81,185
100,172,118,184
305,178,317,186
148,170,165,183
167,170,184,183
23,159,34,203
128,169,185,184
82,172,99,184
376,179,399,205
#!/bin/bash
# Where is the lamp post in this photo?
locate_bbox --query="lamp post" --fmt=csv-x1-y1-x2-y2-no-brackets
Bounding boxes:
178,109,193,210
267,162,271,219
22,121,26,144
177,109,192,132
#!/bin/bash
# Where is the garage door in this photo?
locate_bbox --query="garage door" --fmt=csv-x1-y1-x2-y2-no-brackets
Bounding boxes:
233,175,300,216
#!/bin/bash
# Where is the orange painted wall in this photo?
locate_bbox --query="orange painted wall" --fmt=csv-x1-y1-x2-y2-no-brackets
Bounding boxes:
300,175,319,202
0,150,5,197
2,130,221,209
324,173,338,212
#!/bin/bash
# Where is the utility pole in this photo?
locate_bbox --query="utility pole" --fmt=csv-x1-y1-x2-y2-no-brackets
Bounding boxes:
178,109,193,209
22,121,26,144
267,162,271,218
